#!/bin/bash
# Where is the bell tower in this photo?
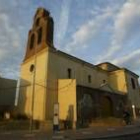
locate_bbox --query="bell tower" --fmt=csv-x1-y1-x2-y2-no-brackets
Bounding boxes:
18,8,57,121
24,7,54,61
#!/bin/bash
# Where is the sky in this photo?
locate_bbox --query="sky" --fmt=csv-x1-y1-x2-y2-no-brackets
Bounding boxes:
0,0,140,82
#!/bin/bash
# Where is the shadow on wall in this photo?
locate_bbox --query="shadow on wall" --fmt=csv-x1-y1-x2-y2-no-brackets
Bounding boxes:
63,105,74,129
0,78,17,119
14,78,31,119
77,93,94,128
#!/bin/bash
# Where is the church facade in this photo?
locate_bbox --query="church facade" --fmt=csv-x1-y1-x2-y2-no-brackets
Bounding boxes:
17,8,140,128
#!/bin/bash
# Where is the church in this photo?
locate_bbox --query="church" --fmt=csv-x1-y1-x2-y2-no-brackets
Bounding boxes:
17,8,140,129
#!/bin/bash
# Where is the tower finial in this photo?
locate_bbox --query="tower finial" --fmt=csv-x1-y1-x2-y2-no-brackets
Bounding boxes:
34,7,50,19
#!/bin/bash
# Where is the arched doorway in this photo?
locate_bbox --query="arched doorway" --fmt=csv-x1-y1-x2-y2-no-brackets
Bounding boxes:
101,96,113,117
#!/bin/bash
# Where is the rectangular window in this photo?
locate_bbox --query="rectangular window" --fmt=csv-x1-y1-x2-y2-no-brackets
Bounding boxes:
131,78,136,89
88,75,91,83
67,68,72,79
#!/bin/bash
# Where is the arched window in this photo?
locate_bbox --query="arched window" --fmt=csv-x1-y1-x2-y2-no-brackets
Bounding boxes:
30,34,35,49
46,17,54,44
35,18,40,26
37,27,42,44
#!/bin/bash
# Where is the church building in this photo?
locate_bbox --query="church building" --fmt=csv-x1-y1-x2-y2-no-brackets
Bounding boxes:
17,8,140,129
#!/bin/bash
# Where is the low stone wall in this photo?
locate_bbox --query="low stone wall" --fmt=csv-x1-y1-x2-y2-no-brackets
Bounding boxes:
0,120,39,131
89,117,125,127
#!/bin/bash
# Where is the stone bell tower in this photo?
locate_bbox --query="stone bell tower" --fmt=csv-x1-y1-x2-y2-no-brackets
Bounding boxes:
18,8,56,121
24,7,54,61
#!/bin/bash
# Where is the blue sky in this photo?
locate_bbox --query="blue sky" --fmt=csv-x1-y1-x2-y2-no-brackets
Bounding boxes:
0,0,140,81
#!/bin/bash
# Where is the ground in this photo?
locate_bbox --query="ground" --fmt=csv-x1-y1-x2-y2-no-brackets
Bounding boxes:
0,122,140,140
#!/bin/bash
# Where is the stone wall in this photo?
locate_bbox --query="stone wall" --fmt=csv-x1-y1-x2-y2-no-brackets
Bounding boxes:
76,85,127,125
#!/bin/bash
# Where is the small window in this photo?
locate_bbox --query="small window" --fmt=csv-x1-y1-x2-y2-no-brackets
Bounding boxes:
30,64,35,72
131,78,136,89
30,34,35,49
37,27,42,44
67,68,72,79
88,75,91,83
